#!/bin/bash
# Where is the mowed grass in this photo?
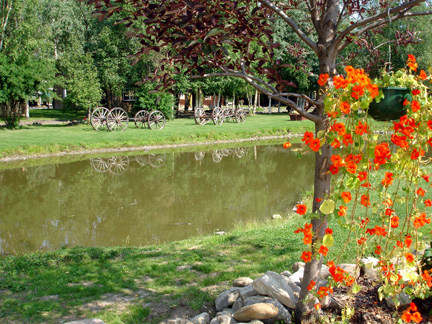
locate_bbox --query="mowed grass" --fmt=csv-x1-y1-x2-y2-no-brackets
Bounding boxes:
0,113,315,158
0,217,359,324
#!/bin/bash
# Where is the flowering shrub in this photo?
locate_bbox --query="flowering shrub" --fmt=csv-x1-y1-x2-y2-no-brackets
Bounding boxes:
285,55,432,322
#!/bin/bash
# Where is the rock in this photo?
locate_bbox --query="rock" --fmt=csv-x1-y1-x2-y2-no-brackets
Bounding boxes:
239,285,258,299
232,297,244,312
319,265,330,279
233,277,254,287
215,288,241,311
253,271,298,309
386,292,412,308
243,296,292,323
361,257,379,280
165,319,193,324
272,214,282,219
288,268,303,286
281,270,292,277
210,318,219,324
233,303,278,322
216,314,238,324
338,264,360,279
64,320,106,324
292,262,305,273
191,312,210,324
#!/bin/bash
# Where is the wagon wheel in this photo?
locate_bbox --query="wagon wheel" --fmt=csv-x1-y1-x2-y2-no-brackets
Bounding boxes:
194,151,205,161
148,153,166,168
194,107,206,125
134,110,150,128
212,107,224,125
212,150,223,163
90,158,109,173
108,156,130,175
234,147,246,158
135,155,148,166
107,107,129,132
148,110,166,130
235,108,247,123
90,107,109,131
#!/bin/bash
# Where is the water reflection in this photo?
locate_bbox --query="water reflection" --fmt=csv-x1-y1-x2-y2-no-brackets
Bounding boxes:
90,154,167,175
0,144,314,255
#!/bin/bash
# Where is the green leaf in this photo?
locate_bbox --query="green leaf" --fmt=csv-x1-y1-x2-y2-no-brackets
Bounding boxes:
345,177,360,190
323,234,334,248
204,28,225,42
319,199,335,214
352,284,361,294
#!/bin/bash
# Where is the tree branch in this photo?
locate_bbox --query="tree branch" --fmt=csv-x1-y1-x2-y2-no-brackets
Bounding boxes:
258,0,318,54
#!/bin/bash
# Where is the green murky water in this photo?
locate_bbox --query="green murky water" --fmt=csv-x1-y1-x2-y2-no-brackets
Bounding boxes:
0,144,314,255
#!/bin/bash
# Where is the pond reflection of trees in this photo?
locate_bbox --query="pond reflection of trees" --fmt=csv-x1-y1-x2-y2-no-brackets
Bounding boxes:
90,154,167,175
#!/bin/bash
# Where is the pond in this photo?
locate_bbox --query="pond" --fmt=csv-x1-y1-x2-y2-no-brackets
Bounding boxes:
0,144,314,255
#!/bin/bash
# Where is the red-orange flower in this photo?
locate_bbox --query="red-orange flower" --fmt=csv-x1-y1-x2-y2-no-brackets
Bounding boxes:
307,280,316,291
318,73,329,86
381,172,394,187
411,89,421,96
338,206,347,217
343,133,353,146
301,251,312,263
425,199,432,207
318,245,329,256
374,143,391,165
333,123,346,136
340,101,350,114
341,191,352,203
405,235,413,248
360,194,370,207
302,131,314,145
405,252,414,263
411,100,421,112
390,216,399,228
417,187,426,196
309,138,321,152
355,121,368,136
331,138,341,148
375,245,381,255
283,142,292,149
419,69,427,80
296,204,307,215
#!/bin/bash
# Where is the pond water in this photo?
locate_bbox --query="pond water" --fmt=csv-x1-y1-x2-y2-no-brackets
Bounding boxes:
0,144,314,255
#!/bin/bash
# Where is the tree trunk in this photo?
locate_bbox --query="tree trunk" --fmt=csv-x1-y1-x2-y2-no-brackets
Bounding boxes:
253,89,258,113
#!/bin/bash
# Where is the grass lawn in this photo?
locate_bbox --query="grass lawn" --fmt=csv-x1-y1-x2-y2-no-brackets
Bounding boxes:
0,112,316,159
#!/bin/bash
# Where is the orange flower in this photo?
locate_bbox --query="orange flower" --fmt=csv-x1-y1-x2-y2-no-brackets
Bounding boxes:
425,199,432,207
411,148,425,160
417,187,426,196
296,204,307,215
331,138,341,148
340,101,350,114
345,162,357,174
407,54,416,63
405,235,412,248
301,251,312,263
419,69,427,80
358,237,366,245
325,228,333,235
343,133,353,146
333,122,346,136
360,194,370,207
401,310,412,323
411,89,421,96
381,172,394,187
318,73,329,86
283,142,292,149
331,154,344,167
411,312,422,323
405,252,414,263
341,191,352,203
357,171,368,182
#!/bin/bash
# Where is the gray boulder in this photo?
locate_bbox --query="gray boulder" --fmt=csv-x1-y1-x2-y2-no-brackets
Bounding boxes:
233,303,278,322
253,271,298,309
215,288,241,311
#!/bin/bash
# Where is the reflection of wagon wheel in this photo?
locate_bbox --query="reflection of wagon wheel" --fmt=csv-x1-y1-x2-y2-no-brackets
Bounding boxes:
212,150,223,163
235,108,247,123
135,155,148,166
107,107,129,132
212,107,224,125
91,158,109,172
194,151,205,161
234,147,246,158
108,156,130,175
148,110,166,130
134,110,150,128
221,149,232,157
90,107,109,131
148,154,166,168
194,107,206,125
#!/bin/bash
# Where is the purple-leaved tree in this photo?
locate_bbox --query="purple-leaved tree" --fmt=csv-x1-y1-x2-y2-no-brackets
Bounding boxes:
82,0,432,321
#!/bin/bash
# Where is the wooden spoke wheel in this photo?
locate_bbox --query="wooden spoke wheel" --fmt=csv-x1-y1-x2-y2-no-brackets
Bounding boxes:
235,108,247,123
194,107,206,125
234,147,246,158
194,151,205,161
212,107,224,125
90,158,109,173
148,154,166,168
108,156,130,175
107,107,129,132
212,150,223,163
134,110,150,128
148,110,166,130
90,107,109,131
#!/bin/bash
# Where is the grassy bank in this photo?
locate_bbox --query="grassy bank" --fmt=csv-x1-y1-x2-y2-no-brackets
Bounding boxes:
0,112,315,159
0,217,358,324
